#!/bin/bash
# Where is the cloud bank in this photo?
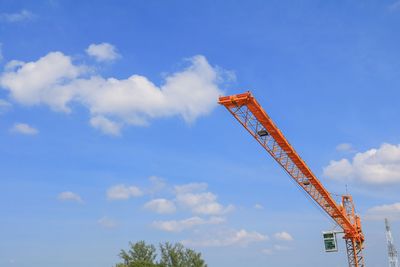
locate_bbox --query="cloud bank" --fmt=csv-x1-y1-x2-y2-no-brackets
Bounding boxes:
0,45,228,135
323,143,400,184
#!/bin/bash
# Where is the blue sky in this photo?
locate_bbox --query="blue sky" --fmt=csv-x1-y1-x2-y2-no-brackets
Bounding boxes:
1,1,400,266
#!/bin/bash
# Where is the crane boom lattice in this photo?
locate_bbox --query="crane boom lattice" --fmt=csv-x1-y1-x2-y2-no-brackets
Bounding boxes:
385,218,399,267
219,92,365,267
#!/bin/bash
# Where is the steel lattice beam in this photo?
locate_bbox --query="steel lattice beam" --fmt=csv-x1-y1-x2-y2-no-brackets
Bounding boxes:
219,92,365,267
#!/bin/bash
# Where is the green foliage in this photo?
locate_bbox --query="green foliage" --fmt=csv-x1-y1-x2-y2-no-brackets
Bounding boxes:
118,241,157,267
159,242,206,267
115,241,207,267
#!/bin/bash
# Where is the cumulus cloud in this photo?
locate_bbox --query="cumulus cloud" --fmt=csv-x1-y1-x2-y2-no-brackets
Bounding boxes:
86,43,120,62
90,115,121,136
274,231,293,241
365,202,400,221
10,123,38,135
174,183,234,215
98,216,118,228
0,49,227,135
0,10,35,23
107,184,143,200
5,60,25,71
58,191,83,203
153,216,225,232
144,198,176,214
323,143,400,184
182,229,268,247
0,52,85,111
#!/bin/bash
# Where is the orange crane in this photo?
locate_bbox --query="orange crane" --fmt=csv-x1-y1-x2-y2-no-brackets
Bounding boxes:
219,92,365,267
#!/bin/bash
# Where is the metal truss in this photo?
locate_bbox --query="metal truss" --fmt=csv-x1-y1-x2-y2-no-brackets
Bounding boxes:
219,92,365,267
226,104,350,230
346,238,365,267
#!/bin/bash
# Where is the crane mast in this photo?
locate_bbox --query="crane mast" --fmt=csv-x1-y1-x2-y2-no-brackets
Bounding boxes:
385,218,399,267
219,92,365,267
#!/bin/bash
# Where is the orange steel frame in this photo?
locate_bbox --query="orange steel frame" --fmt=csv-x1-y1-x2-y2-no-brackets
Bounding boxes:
219,92,365,267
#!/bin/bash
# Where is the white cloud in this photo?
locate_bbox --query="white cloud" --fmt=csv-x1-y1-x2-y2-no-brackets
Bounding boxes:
0,52,85,112
0,50,227,134
107,184,143,200
274,231,293,241
152,216,225,232
324,159,353,178
58,191,83,203
144,198,176,214
98,216,118,228
174,183,234,215
365,202,400,221
323,143,400,184
336,143,356,153
90,115,121,136
254,204,264,210
10,123,38,135
182,229,268,247
86,43,120,62
0,10,35,23
5,60,25,71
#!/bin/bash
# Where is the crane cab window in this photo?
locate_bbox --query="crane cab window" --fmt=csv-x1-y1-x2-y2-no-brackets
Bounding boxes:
323,232,338,252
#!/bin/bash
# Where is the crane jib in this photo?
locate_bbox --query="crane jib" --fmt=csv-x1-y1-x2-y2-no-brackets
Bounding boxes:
219,92,365,267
